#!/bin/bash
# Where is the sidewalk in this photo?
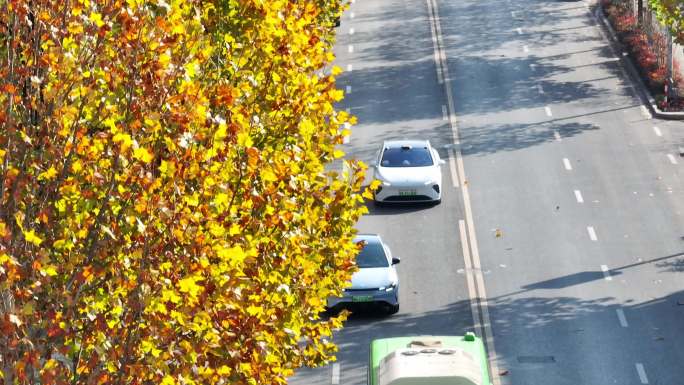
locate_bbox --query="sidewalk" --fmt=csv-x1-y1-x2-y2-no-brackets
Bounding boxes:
594,1,684,120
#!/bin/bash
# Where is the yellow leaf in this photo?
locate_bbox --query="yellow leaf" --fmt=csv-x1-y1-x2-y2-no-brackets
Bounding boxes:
214,193,229,208
133,147,153,163
159,160,176,178
217,365,232,375
261,169,277,182
41,265,58,277
228,224,241,236
209,223,225,237
333,149,345,159
331,65,343,76
246,305,263,316
237,132,253,147
215,245,246,266
113,133,133,152
214,122,228,142
89,12,105,27
178,276,203,297
38,166,58,181
161,375,176,385
23,229,43,246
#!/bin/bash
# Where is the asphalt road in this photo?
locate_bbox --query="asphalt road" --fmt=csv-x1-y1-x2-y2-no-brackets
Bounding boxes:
291,0,684,384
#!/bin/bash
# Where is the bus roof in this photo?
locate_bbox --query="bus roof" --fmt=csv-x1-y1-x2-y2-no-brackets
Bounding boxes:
369,335,490,385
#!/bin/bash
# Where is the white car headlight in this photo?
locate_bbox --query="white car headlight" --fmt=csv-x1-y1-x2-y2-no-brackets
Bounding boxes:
379,282,397,291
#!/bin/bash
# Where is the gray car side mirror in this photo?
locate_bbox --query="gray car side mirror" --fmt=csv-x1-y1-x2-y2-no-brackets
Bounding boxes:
391,257,401,265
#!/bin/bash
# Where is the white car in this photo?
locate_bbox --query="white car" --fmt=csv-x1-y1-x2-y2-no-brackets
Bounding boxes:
371,140,445,204
327,234,400,314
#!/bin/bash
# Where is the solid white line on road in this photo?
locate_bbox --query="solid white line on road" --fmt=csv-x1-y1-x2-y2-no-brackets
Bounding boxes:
459,220,481,328
523,45,529,53
600,264,612,280
345,85,352,94
346,63,353,72
554,130,561,141
537,84,545,94
516,27,523,34
636,363,649,384
574,190,584,203
349,27,355,35
545,106,553,117
442,105,448,121
616,308,628,327
588,226,598,241
428,0,500,382
653,126,662,136
348,45,354,53
449,149,459,188
563,158,572,170
332,363,340,384
667,154,678,164
426,0,444,84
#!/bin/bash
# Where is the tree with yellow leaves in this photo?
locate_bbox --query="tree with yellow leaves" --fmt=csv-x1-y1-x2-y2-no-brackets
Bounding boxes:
0,0,367,383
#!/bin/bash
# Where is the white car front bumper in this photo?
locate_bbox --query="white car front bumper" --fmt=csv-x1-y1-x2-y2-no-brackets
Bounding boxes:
374,182,441,203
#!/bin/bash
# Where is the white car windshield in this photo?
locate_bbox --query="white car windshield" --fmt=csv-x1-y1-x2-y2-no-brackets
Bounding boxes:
355,241,390,268
380,147,434,167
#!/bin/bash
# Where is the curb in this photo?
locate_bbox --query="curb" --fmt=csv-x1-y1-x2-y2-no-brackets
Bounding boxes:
594,5,684,120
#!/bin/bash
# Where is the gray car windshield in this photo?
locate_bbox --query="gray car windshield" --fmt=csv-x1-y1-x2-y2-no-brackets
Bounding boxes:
380,147,434,167
355,241,389,268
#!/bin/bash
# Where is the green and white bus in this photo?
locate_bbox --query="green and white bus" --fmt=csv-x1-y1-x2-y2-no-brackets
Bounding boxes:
368,333,491,385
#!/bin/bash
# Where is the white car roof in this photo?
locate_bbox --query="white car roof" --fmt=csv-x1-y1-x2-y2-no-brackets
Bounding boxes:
382,139,431,149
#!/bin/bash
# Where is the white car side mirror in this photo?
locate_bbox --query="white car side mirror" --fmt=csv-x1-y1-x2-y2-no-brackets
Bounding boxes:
368,160,377,167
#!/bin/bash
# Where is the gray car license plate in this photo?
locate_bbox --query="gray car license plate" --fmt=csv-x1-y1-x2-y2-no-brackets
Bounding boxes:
352,295,373,302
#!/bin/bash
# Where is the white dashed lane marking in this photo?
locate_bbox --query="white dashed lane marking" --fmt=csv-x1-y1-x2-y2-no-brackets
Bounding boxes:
537,84,545,94
667,154,678,164
523,45,529,53
554,130,561,141
345,85,352,94
516,27,523,34
636,363,649,384
563,158,572,170
349,27,355,35
574,190,584,203
347,64,353,72
616,308,628,327
332,363,340,384
587,226,597,241
348,45,354,53
653,126,662,136
545,106,553,117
